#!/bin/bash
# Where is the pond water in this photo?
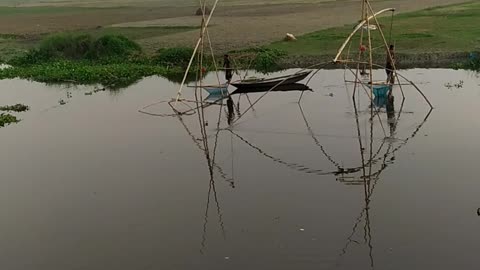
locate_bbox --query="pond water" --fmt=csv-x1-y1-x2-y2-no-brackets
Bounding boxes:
1,69,480,270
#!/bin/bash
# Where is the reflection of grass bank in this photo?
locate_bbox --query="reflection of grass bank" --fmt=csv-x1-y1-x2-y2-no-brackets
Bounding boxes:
268,1,480,69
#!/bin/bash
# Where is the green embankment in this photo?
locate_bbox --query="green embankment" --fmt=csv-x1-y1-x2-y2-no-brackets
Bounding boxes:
0,32,282,88
0,34,198,88
268,1,480,66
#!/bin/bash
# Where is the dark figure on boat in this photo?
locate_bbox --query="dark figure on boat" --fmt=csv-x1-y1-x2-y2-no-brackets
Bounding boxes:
224,54,233,82
227,96,235,125
386,90,396,136
386,45,396,84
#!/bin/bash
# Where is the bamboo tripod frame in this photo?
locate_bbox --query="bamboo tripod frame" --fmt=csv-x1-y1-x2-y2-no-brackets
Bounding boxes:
331,0,433,110
173,0,221,106
138,0,434,123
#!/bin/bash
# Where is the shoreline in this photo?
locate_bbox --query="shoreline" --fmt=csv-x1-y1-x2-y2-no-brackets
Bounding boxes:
277,51,478,70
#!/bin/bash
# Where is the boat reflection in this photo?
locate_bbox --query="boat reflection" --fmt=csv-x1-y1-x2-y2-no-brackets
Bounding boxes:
231,83,312,94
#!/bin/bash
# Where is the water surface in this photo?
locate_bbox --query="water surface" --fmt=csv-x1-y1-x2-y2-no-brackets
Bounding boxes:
1,69,479,270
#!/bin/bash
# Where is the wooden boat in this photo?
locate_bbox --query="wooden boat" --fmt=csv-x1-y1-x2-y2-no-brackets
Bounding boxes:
231,83,311,94
231,71,312,89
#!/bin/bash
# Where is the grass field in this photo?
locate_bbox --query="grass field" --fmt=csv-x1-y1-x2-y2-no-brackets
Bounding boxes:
0,0,476,66
269,1,480,56
0,0,335,7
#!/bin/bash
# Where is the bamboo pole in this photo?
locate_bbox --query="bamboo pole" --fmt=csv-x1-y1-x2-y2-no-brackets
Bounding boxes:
299,61,333,102
366,2,374,119
364,1,403,96
345,67,387,137
174,0,220,104
197,0,222,86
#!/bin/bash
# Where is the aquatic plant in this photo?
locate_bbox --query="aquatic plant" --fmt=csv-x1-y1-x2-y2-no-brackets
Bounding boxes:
0,113,19,127
0,103,30,112
0,60,185,89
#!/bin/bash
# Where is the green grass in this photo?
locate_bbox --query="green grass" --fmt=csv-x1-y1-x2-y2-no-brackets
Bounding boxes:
268,1,480,56
78,26,199,41
0,6,100,15
8,33,143,65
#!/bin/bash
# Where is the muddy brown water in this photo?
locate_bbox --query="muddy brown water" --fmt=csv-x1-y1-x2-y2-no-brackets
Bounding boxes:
1,69,480,270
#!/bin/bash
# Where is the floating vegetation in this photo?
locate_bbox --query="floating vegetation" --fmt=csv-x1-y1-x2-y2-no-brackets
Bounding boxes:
444,80,464,90
0,60,183,89
0,103,29,112
0,113,19,127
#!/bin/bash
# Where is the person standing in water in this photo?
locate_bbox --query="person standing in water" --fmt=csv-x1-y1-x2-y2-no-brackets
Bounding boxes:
224,54,233,82
386,45,396,84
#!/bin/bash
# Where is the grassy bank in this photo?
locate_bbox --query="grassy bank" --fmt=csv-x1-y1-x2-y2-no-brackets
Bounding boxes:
0,32,284,88
268,1,480,68
0,34,199,88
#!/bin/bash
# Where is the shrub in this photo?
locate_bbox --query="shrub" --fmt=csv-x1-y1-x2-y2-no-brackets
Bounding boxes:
154,47,195,67
87,35,142,60
9,34,142,65
252,48,286,72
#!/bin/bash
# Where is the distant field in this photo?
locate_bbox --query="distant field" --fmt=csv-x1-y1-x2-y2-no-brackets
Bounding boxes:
0,0,472,61
1,0,334,7
269,1,480,56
